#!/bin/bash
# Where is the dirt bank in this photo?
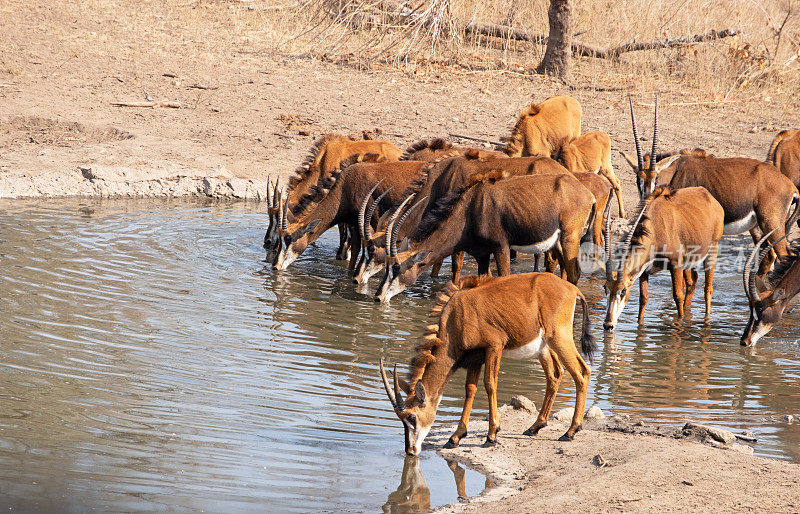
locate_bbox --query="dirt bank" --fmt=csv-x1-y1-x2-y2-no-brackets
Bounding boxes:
1,1,795,203
429,402,800,512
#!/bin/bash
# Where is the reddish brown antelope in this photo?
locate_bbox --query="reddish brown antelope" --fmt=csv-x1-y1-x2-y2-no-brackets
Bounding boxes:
379,272,596,455
273,157,430,271
373,172,595,303
627,96,799,275
354,154,570,287
265,134,403,255
603,186,725,330
741,229,800,346
767,129,800,188
556,131,626,217
503,96,582,158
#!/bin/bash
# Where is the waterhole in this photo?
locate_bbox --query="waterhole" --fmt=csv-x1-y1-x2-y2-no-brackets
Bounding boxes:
0,199,798,512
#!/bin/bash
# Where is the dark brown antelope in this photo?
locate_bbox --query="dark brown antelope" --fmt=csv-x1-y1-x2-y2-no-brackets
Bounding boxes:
264,133,402,255
374,172,595,303
741,229,800,346
354,153,573,287
503,96,582,158
273,157,429,271
603,186,725,330
379,272,595,455
556,131,626,217
627,96,799,275
767,129,800,188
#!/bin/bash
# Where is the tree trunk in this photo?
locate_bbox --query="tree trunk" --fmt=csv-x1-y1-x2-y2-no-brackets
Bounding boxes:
536,0,572,80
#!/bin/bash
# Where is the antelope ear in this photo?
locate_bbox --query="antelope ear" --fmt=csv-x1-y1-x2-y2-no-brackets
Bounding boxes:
303,219,322,234
773,288,786,301
398,377,412,394
285,209,296,224
620,151,638,170
655,154,681,173
414,250,430,264
414,381,427,406
400,237,410,252
755,276,768,294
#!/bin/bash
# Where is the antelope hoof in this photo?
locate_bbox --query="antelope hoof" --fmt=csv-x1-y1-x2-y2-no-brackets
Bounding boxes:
523,422,546,436
558,432,575,442
443,436,462,449
482,437,498,448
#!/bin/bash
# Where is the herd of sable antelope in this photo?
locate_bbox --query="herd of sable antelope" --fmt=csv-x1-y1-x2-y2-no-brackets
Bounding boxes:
263,95,800,455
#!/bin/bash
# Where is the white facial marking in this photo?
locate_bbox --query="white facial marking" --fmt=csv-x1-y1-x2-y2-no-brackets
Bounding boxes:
412,424,432,455
723,211,757,235
510,229,561,254
748,322,773,346
608,293,626,326
503,329,546,359
379,280,405,303
276,247,299,270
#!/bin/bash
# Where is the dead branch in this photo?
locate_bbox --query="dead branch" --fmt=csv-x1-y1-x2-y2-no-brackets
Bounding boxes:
449,133,504,146
111,101,182,108
465,23,741,59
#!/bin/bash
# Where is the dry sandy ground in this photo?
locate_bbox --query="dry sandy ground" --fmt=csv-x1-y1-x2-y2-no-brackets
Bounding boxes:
0,1,796,205
432,404,800,513
3,2,800,511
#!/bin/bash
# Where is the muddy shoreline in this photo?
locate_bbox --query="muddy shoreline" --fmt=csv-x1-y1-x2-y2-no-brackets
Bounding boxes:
430,401,800,512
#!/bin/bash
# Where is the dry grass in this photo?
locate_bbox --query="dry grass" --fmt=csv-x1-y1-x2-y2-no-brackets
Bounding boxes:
261,0,800,101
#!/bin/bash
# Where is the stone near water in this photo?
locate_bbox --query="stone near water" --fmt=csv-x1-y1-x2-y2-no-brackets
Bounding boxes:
729,443,755,455
509,396,537,413
683,422,736,445
784,414,795,423
552,407,574,422
585,405,605,419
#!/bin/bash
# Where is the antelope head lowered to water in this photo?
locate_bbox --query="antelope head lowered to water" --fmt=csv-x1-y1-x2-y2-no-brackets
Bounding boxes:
603,186,725,330
379,273,595,455
740,230,800,346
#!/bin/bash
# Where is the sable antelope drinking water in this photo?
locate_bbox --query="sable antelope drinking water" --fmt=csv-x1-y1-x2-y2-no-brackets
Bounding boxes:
741,230,800,346
379,273,596,455
556,131,626,217
354,154,570,287
603,186,725,331
626,96,799,275
273,156,429,271
264,133,403,255
374,172,596,303
767,129,800,188
503,96,582,158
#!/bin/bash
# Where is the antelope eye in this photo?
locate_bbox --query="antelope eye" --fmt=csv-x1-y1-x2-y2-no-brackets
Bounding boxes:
406,415,416,426
621,288,627,296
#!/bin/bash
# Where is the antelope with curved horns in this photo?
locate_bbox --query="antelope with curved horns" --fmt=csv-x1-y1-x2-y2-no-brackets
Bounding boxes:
603,186,725,331
503,96,582,158
273,157,430,271
374,172,595,303
379,272,596,455
556,131,626,217
263,177,281,249
740,227,800,346
767,129,800,188
264,133,403,253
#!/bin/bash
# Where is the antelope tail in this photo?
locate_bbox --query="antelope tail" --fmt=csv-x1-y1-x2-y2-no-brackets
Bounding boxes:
786,193,800,231
581,199,597,245
767,130,792,163
577,292,597,362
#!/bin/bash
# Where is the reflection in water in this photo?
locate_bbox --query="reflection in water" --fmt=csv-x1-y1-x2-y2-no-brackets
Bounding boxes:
0,200,798,511
383,456,485,513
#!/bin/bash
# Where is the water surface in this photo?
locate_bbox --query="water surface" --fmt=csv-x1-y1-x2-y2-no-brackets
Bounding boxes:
0,199,798,512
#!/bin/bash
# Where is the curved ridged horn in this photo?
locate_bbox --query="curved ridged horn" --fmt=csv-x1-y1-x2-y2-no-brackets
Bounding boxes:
272,180,280,209
379,358,399,412
649,94,659,172
620,198,652,260
387,196,415,258
743,228,779,304
604,192,614,281
365,187,394,240
392,364,403,411
358,180,385,241
280,191,288,231
391,196,429,250
629,94,644,172
267,176,273,206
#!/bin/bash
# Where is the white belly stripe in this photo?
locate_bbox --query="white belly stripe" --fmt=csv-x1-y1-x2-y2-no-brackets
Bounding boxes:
510,230,560,254
723,211,757,235
503,329,546,359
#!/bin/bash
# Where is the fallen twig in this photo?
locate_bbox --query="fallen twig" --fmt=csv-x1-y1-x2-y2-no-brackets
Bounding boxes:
449,133,504,146
188,84,218,90
111,101,182,108
634,99,739,108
